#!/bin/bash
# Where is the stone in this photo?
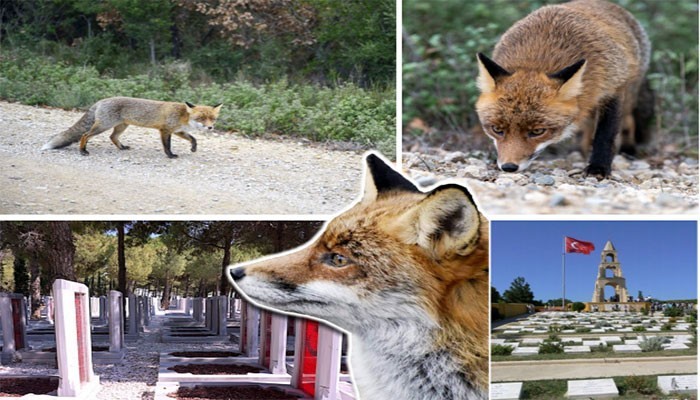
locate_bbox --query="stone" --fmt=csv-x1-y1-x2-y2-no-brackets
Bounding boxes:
108,290,124,353
663,343,689,350
511,347,539,356
564,346,591,353
657,375,697,395
583,340,605,347
0,293,28,360
600,336,622,344
491,339,507,345
491,382,523,400
53,279,100,397
521,338,543,345
566,378,618,399
612,344,642,353
503,330,520,334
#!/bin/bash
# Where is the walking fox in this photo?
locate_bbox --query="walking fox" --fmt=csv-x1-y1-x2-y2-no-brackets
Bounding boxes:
476,0,652,177
229,154,489,400
42,97,222,158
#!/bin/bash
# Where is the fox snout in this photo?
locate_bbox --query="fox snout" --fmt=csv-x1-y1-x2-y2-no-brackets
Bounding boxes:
231,266,246,281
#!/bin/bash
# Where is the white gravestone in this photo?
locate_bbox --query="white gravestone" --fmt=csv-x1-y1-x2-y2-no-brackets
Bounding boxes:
566,378,618,399
657,375,697,395
491,382,523,400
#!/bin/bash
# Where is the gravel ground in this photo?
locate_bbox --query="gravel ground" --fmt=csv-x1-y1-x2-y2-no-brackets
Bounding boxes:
0,316,241,400
403,148,698,215
0,101,365,215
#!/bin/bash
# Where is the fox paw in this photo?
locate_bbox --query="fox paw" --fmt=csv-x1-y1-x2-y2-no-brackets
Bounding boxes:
167,153,179,159
190,146,197,152
80,149,89,156
120,145,131,150
584,164,611,179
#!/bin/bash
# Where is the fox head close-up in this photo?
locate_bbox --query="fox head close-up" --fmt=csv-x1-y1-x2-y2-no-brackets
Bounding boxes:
229,153,489,400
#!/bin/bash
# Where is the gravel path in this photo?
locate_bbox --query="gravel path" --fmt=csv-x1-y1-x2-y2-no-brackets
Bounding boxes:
403,148,698,215
0,101,364,215
0,315,240,399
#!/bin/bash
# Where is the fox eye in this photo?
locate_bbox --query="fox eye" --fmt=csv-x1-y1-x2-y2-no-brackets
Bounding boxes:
490,126,505,136
328,253,350,268
528,128,546,137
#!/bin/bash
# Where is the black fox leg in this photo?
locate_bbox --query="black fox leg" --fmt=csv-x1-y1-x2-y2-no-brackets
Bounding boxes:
109,124,130,150
174,131,197,152
160,130,177,158
585,96,621,178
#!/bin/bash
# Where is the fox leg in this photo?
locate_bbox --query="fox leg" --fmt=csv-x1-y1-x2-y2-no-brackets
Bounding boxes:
160,130,177,158
109,124,130,150
79,120,112,156
174,131,197,152
585,96,621,178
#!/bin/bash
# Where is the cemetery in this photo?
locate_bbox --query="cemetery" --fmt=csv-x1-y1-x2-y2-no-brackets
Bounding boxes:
491,234,697,399
0,282,357,399
0,221,356,399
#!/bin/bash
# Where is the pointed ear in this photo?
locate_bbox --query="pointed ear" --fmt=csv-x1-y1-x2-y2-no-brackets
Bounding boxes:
212,103,223,113
548,59,586,100
185,101,196,110
362,153,419,203
477,53,511,93
394,184,482,257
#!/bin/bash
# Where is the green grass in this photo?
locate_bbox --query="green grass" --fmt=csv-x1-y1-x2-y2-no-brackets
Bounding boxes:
513,375,672,399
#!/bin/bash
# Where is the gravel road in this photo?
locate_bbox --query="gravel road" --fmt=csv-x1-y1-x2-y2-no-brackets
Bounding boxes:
0,101,365,215
403,148,698,215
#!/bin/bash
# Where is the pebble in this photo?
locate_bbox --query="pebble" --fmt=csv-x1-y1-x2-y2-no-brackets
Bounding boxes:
533,175,555,186
549,194,567,207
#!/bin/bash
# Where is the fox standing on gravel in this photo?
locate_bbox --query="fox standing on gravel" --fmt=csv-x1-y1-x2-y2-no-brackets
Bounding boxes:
229,154,489,400
476,0,652,177
42,97,222,158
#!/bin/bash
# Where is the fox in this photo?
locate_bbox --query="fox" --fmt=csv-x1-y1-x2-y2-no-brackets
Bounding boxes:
475,0,652,177
229,153,489,400
41,97,222,158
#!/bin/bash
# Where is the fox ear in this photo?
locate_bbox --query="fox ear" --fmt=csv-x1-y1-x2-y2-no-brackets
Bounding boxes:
185,101,196,110
476,53,511,93
362,153,419,203
213,103,223,112
395,185,482,257
549,59,586,100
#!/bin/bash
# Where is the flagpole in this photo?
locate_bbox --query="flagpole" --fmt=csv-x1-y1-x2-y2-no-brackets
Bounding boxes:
562,236,566,310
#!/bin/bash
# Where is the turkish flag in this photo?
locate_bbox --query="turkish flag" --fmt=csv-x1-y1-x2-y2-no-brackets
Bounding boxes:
565,236,595,254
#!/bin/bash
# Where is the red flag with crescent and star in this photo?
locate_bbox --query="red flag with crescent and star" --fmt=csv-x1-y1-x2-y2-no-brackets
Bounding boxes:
565,236,595,254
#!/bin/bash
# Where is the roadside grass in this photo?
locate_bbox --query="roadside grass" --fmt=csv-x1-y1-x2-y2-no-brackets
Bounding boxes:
512,375,669,399
491,348,697,362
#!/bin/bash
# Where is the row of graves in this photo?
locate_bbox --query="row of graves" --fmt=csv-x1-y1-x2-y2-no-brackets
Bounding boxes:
0,280,153,398
154,296,356,400
490,311,697,399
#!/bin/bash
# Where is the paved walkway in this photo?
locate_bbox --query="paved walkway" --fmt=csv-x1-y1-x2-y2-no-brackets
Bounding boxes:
492,356,697,382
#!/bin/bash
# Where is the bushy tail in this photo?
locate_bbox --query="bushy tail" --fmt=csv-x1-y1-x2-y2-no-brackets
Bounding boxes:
41,105,97,150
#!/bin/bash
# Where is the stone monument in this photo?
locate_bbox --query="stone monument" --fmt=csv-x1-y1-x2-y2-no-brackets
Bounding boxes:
591,241,628,303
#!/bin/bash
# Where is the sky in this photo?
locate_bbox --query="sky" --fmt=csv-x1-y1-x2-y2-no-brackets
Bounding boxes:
491,221,697,302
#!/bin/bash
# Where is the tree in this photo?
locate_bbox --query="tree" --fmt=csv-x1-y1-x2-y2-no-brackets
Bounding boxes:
572,302,586,312
502,276,535,304
491,286,501,303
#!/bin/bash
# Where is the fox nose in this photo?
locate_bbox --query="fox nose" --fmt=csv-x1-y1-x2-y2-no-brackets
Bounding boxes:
207,126,213,130
231,267,246,281
501,163,519,172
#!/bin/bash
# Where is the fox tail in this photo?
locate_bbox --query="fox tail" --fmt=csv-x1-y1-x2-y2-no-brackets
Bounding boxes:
41,105,97,150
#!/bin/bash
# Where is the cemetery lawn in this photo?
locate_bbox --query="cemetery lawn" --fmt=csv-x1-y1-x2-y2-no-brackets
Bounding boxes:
492,348,697,362
519,375,665,399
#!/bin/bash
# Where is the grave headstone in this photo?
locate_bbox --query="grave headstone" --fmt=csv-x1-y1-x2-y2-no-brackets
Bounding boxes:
491,382,523,400
612,344,641,353
127,294,139,337
657,375,697,395
53,279,100,397
109,290,124,353
566,378,618,399
244,302,260,358
314,324,343,400
511,347,539,356
0,293,28,362
564,346,591,353
268,313,288,375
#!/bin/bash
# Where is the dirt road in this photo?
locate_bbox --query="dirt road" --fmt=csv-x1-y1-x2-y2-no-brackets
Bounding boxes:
0,101,366,215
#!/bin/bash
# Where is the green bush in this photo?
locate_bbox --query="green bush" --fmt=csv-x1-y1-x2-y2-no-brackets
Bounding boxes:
664,307,684,318
591,344,611,353
575,327,591,333
633,326,646,332
638,336,667,352
571,302,585,312
491,344,514,356
539,341,564,354
616,375,658,396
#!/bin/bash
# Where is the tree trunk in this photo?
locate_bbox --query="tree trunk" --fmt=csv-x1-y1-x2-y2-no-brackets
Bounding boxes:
29,257,41,319
149,38,156,65
43,221,76,282
219,238,232,296
117,222,127,295
161,274,171,310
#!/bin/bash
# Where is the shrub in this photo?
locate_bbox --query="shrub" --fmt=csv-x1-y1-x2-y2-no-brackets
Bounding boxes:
575,327,591,333
661,323,673,331
617,376,658,396
591,344,611,353
491,344,514,356
548,325,561,333
664,307,684,317
633,326,646,332
572,302,586,312
638,336,666,352
539,341,564,354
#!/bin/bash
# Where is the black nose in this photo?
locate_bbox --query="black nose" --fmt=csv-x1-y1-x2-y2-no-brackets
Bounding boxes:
231,267,246,281
207,126,213,130
501,163,519,172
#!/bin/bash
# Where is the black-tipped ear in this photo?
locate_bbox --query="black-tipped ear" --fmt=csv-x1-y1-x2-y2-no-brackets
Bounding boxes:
212,103,223,108
363,154,419,202
548,59,586,82
185,101,195,109
477,53,511,80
